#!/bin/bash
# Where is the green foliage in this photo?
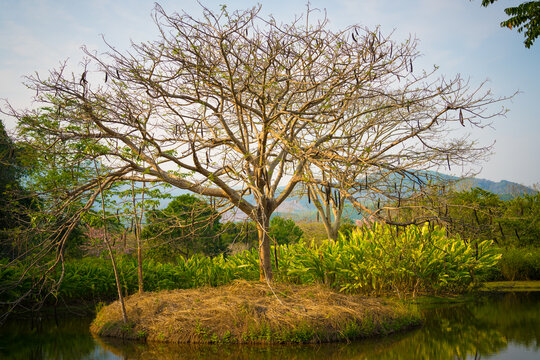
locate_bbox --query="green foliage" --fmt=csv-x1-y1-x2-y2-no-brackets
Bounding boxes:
499,193,540,247
1,223,503,304
0,120,31,258
497,247,540,280
279,223,501,294
48,251,260,301
269,216,303,245
481,0,540,48
143,195,227,260
400,187,540,248
0,120,23,190
220,221,258,248
448,187,504,243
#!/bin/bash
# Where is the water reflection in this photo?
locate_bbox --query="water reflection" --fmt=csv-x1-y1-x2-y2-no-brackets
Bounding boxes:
0,316,97,360
1,292,539,360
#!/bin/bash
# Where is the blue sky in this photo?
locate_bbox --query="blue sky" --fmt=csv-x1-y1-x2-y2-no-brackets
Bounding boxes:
1,0,538,186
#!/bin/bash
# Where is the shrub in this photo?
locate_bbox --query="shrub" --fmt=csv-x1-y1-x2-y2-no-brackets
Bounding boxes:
278,223,501,295
498,247,540,280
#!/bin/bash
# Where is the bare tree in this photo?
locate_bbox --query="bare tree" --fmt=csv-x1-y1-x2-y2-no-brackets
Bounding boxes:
4,3,507,282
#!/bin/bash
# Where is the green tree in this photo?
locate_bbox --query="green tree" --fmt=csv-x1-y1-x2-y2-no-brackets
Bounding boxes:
448,187,504,242
0,111,118,320
143,194,225,260
0,120,25,257
269,216,303,245
500,192,540,246
220,221,258,249
480,0,540,48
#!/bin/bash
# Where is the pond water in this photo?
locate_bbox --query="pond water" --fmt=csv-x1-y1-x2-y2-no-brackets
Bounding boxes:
1,292,539,360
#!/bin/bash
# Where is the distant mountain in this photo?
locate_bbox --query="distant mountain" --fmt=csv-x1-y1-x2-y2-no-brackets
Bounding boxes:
456,177,536,197
273,173,536,220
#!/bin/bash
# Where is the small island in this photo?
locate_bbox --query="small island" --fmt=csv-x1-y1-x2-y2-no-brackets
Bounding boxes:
91,280,419,344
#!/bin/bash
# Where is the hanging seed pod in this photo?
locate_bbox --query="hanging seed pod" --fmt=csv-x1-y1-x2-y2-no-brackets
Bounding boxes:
206,150,210,165
352,33,357,43
316,211,320,222
410,59,413,72
365,176,368,188
377,198,380,209
447,155,451,170
514,229,521,242
80,71,87,86
498,222,505,239
116,69,120,79
307,188,311,204
104,72,108,83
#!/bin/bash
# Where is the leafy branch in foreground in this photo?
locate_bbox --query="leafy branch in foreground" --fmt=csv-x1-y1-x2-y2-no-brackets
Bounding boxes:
480,0,540,48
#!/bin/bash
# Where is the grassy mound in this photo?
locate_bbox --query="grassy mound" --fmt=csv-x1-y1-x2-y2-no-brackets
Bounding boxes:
90,280,419,344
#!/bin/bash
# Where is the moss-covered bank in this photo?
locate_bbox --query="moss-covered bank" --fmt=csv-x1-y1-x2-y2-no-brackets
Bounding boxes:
477,280,540,292
90,280,420,344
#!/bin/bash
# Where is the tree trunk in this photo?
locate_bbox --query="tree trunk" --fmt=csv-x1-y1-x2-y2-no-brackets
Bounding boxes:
131,177,145,295
256,208,273,282
105,241,128,324
137,242,143,295
95,161,128,324
324,225,339,242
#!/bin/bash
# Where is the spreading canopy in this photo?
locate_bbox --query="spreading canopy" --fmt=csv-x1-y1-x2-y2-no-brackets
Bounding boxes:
5,4,507,281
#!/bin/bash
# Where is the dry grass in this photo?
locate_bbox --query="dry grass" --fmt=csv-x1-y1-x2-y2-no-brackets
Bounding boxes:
91,280,419,344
